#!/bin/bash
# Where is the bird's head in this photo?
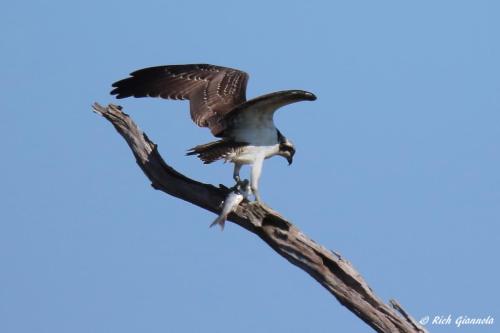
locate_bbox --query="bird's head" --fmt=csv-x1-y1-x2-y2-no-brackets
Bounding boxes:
277,131,295,165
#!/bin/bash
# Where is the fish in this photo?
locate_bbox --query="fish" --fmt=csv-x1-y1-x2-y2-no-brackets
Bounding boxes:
210,180,252,230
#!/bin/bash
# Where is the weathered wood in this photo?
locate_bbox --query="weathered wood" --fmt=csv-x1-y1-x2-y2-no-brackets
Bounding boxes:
92,103,428,333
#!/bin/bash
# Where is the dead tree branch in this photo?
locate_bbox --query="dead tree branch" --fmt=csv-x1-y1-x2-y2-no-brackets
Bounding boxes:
92,103,428,333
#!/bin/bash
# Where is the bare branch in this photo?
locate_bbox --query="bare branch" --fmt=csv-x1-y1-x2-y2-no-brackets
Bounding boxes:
92,103,428,333
390,299,429,333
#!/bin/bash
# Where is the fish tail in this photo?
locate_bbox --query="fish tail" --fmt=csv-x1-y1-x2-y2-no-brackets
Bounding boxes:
210,215,226,231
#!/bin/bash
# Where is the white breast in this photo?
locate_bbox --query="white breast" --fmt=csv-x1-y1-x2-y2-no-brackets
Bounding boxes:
226,144,280,164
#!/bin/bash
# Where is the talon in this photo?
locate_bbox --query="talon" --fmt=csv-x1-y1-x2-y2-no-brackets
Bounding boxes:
252,188,262,203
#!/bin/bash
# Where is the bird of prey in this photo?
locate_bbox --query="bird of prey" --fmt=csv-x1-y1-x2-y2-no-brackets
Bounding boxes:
110,64,316,202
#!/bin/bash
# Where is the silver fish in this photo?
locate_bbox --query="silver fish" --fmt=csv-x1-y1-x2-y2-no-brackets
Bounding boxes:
211,180,251,230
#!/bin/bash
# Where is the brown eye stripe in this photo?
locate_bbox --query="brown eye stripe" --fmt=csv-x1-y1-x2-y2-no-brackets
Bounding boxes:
281,145,295,153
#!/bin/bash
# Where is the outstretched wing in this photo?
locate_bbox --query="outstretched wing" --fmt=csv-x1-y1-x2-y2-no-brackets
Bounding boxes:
218,90,317,142
110,64,249,135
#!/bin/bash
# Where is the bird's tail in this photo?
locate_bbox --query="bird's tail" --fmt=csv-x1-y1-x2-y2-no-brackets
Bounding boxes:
186,140,247,164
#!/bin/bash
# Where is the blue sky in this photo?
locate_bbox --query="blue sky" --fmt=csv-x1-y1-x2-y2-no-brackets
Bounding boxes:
1,1,499,332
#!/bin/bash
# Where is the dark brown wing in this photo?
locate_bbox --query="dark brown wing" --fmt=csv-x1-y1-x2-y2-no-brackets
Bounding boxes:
110,64,249,135
213,90,317,137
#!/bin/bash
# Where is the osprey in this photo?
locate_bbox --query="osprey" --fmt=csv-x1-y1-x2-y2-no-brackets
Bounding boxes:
111,64,316,202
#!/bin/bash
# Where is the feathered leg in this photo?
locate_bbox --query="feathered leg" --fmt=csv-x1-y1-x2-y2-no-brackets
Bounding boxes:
233,163,242,183
250,157,264,203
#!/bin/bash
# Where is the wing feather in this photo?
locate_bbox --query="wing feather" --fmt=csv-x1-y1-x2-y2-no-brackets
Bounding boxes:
111,64,249,133
214,90,317,138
